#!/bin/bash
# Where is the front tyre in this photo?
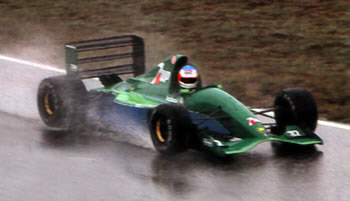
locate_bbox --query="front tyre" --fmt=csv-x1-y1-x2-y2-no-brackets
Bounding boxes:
274,88,318,134
149,104,193,154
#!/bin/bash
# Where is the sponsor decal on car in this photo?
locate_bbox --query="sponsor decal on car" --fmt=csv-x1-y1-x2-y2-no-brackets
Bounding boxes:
213,139,224,147
171,56,177,64
202,138,224,147
287,130,302,137
165,96,178,103
202,138,214,147
158,62,165,68
70,64,78,71
151,63,171,84
246,117,261,126
257,127,265,133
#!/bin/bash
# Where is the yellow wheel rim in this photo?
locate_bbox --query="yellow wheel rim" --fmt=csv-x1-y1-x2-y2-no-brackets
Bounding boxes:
44,92,54,115
156,120,165,142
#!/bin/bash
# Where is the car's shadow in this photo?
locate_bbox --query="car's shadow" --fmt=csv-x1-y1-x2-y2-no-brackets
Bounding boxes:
271,141,323,158
150,143,323,196
40,127,323,197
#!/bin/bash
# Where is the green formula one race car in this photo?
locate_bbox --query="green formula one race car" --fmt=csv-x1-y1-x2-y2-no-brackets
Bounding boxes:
37,35,323,157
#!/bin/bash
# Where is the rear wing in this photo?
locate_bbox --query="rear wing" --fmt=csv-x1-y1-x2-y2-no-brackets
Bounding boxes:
65,35,145,79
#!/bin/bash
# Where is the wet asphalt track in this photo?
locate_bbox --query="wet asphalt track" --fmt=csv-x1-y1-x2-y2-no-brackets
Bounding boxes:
1,58,350,201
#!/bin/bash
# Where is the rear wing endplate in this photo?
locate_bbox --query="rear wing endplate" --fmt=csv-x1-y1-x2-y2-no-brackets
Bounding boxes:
65,35,145,79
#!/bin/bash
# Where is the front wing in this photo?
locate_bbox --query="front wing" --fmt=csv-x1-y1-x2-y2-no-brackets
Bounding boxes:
199,125,323,157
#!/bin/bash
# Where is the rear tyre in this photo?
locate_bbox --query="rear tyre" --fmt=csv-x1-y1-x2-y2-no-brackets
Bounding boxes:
37,75,87,129
149,104,193,154
273,88,318,135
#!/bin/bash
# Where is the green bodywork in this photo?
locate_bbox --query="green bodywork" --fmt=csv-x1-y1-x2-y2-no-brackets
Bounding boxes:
94,55,322,156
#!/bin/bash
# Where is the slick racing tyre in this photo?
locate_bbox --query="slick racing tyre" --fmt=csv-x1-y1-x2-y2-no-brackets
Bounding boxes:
37,75,87,129
149,104,193,154
274,88,318,134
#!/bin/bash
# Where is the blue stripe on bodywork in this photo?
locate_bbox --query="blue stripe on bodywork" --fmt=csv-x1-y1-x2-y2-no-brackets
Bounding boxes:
93,92,230,137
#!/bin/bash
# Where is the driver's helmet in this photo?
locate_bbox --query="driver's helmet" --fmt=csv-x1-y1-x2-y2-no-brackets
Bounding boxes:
178,65,199,89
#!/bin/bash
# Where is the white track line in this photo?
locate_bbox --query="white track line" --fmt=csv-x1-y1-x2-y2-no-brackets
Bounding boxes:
66,157,96,161
253,109,350,130
0,55,65,73
1,54,350,131
318,120,350,130
253,109,350,131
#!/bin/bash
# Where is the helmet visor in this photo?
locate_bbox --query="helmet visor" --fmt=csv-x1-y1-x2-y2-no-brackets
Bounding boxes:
180,77,197,84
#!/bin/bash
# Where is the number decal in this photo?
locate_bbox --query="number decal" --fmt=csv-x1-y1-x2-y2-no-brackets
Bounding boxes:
287,130,301,137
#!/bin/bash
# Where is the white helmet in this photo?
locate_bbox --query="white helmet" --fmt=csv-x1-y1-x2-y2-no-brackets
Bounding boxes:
178,65,198,89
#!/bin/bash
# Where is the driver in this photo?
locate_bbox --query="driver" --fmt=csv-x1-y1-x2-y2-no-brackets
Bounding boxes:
178,65,199,89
